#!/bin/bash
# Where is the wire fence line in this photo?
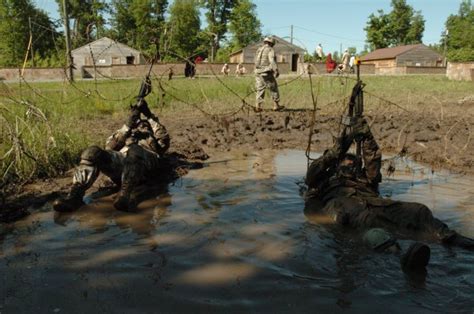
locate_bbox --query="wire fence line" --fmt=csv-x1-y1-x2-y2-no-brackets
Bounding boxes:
1,33,469,201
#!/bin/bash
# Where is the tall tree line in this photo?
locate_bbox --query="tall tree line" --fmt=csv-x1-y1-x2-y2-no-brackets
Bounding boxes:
0,0,263,66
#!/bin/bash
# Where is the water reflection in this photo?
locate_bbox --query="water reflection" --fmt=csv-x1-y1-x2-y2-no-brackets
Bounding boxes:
0,150,473,312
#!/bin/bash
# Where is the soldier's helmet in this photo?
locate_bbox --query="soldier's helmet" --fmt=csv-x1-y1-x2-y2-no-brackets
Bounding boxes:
363,228,397,252
263,36,276,45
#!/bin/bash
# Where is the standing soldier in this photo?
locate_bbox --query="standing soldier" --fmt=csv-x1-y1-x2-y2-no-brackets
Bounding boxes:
254,36,284,112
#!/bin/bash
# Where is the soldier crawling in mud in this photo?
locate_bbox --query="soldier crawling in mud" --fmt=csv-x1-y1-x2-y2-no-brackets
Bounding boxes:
53,96,170,213
304,85,474,271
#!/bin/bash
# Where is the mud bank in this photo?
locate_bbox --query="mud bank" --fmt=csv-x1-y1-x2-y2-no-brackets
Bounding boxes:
166,109,474,174
3,106,474,223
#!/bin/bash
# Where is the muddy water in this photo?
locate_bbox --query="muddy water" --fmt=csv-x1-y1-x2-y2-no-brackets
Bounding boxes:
1,150,474,313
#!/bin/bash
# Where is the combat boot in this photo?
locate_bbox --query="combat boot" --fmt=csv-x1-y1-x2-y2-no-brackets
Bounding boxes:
53,184,86,212
400,242,431,271
273,101,285,111
113,180,137,212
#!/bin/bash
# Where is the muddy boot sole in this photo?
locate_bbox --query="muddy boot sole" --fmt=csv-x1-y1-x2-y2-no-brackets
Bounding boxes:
401,242,431,271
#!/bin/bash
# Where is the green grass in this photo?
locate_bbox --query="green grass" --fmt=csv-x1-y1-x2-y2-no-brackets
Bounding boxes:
1,74,473,189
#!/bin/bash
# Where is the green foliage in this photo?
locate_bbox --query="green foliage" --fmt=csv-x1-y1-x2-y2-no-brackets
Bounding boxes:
215,45,233,62
200,0,237,59
110,0,168,58
0,0,60,67
167,0,202,60
56,0,109,48
364,0,425,50
443,0,474,62
228,0,261,50
304,53,315,63
348,47,357,55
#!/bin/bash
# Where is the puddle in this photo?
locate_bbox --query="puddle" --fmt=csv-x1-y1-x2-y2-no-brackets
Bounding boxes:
1,150,473,312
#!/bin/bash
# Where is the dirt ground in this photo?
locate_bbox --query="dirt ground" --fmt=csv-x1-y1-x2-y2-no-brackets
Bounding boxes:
2,98,474,223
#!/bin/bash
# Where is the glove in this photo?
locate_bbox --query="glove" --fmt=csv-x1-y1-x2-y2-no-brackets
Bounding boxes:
126,106,141,129
136,98,153,119
352,117,371,141
274,69,280,78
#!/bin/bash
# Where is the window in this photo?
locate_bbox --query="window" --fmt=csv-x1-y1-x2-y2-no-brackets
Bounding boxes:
126,56,135,65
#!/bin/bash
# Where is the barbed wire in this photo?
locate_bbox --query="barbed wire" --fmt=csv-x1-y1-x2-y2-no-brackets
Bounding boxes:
2,27,471,195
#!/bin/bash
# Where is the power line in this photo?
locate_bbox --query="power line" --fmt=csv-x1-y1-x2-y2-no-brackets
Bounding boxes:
293,25,366,43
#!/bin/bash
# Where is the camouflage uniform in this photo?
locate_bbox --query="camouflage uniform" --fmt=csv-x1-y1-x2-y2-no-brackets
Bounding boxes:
254,40,280,109
54,112,170,212
305,119,474,249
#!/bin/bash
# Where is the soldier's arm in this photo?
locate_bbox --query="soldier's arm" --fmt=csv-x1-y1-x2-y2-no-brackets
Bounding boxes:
361,129,382,189
105,106,141,151
305,130,353,188
353,117,382,188
105,125,131,151
147,117,170,155
268,48,278,72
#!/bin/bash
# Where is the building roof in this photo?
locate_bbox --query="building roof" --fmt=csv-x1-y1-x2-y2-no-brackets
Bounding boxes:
71,37,142,55
229,35,305,56
360,44,424,61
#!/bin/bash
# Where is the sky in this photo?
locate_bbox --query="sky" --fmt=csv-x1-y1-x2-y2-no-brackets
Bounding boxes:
34,0,462,55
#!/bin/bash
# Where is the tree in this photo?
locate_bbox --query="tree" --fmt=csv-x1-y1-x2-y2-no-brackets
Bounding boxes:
166,0,201,60
200,0,236,61
364,0,425,50
56,0,109,47
0,0,60,67
228,0,261,50
110,0,168,59
442,0,474,62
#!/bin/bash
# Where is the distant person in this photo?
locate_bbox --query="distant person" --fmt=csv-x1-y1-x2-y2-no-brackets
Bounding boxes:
235,62,246,77
349,55,356,73
221,63,230,76
254,36,284,112
316,43,324,62
194,56,203,64
340,49,350,72
184,60,195,79
325,53,337,73
168,68,174,81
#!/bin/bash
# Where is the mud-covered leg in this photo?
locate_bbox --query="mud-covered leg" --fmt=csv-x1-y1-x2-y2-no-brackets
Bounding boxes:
113,145,145,212
113,144,162,212
255,74,266,111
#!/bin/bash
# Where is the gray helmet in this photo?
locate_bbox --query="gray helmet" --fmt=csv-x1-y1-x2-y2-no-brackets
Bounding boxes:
263,36,275,45
363,228,397,252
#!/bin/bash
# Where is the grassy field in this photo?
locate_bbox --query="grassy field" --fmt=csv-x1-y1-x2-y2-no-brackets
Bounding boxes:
1,74,473,190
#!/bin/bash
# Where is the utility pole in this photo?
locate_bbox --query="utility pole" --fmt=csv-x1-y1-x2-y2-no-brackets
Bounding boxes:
443,29,448,67
63,0,74,82
290,25,294,44
28,17,35,67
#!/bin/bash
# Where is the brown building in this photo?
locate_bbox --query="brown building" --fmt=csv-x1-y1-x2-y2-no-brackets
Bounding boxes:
360,44,443,71
229,36,305,72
